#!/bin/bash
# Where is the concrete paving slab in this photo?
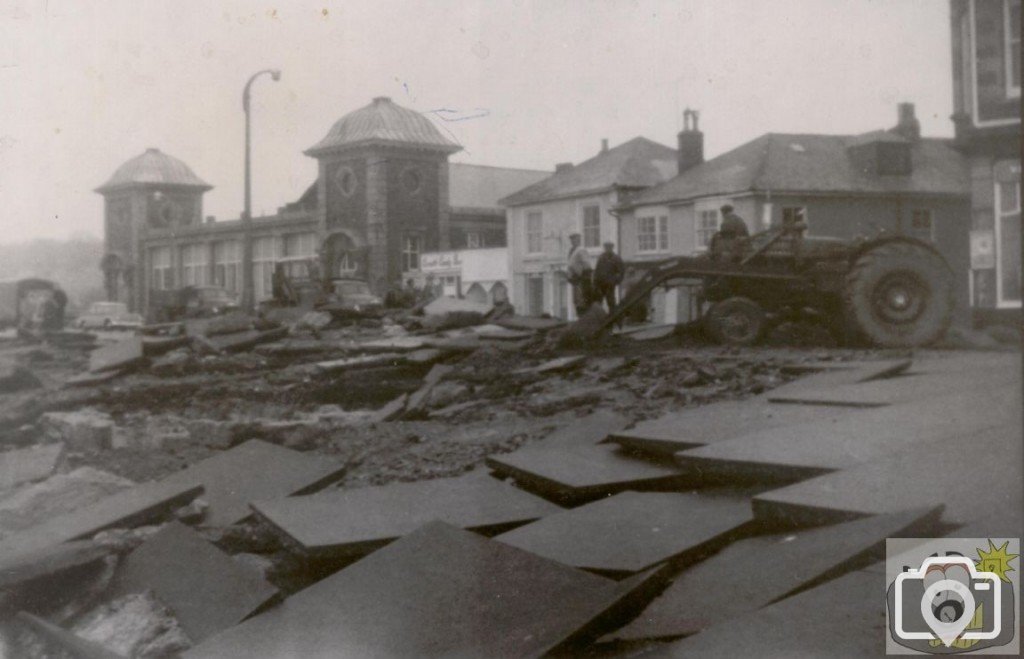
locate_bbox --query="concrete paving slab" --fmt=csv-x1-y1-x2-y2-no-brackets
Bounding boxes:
314,353,403,373
512,355,586,375
403,364,454,418
0,361,41,393
357,336,428,352
0,443,63,491
495,316,566,331
606,506,940,641
207,327,288,353
546,409,627,447
469,324,536,340
674,387,1014,484
644,569,885,658
184,521,663,659
0,539,109,590
768,365,1016,407
16,612,126,659
496,491,753,577
486,443,688,504
65,369,124,387
0,479,203,569
88,336,144,373
752,420,1022,528
158,439,346,527
610,401,856,459
423,296,493,316
252,471,561,556
761,358,912,401
112,521,278,642
368,393,408,423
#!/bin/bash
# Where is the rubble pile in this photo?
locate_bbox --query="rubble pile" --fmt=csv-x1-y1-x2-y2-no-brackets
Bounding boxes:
0,304,1017,656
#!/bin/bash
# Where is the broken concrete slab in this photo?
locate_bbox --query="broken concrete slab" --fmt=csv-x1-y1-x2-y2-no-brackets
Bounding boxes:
606,506,941,642
0,443,63,491
16,612,126,659
512,355,586,376
206,326,288,353
0,479,203,570
673,387,1013,485
88,336,144,373
760,358,912,401
495,316,566,331
422,296,493,317
752,420,1022,529
112,522,278,642
252,471,561,556
496,491,753,577
486,443,689,504
647,569,884,657
64,369,124,387
158,439,346,527
185,313,253,338
357,336,428,352
467,324,536,341
610,401,856,460
141,335,190,357
0,539,109,591
403,347,445,364
184,521,663,659
369,393,408,423
0,361,42,393
313,352,403,374
40,408,114,452
402,363,454,418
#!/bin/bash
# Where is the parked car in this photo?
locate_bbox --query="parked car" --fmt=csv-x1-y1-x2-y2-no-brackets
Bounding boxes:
149,286,239,322
330,278,383,313
75,301,143,329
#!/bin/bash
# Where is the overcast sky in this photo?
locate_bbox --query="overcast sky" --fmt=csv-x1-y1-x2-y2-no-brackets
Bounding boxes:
0,0,954,244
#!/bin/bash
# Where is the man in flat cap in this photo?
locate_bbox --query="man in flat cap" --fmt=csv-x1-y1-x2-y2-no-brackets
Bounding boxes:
711,204,750,261
593,241,624,314
566,233,594,315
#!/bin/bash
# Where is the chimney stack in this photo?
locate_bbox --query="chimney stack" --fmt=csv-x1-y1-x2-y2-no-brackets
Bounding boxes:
601,138,609,153
555,162,573,173
893,102,920,141
677,108,704,175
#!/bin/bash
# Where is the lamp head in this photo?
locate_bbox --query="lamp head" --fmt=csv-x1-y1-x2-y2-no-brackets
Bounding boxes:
270,70,282,82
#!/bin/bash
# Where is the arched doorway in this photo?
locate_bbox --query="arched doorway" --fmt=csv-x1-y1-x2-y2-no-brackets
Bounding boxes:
322,231,366,280
465,282,488,304
490,281,508,304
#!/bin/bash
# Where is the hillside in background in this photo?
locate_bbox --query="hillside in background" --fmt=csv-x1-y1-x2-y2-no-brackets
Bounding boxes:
0,237,106,311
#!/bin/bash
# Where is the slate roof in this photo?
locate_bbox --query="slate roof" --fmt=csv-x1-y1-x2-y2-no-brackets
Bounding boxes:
499,137,678,207
626,132,968,208
306,97,461,155
448,163,550,210
96,148,212,193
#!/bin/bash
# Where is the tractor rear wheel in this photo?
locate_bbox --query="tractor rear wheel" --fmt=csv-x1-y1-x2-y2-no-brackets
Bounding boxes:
843,241,953,347
705,296,766,346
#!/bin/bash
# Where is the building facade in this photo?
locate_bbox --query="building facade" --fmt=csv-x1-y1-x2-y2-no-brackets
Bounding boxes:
618,105,972,324
950,0,1021,321
97,97,545,315
501,136,680,319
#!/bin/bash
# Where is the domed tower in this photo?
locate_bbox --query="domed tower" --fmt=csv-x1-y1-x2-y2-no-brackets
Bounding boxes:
305,97,461,294
95,148,212,311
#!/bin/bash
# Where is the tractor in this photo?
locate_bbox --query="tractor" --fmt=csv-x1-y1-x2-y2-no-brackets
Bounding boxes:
598,221,955,348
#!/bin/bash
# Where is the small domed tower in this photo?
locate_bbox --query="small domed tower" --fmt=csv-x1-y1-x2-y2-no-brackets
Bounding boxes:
305,97,461,295
95,148,212,311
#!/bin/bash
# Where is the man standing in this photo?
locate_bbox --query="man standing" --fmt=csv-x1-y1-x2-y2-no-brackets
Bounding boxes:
718,204,750,239
566,233,594,316
711,204,750,261
593,241,624,312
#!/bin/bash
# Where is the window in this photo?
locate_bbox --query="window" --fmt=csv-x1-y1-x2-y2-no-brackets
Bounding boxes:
782,207,807,229
150,247,173,291
526,212,543,254
466,232,481,249
213,241,241,293
403,233,423,271
996,177,1021,305
252,236,278,302
335,166,357,197
181,243,209,287
283,232,316,258
582,205,601,248
402,169,422,194
909,209,935,242
637,216,668,253
1006,0,1021,97
696,210,719,249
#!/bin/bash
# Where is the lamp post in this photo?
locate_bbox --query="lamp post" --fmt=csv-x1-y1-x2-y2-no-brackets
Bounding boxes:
241,68,281,311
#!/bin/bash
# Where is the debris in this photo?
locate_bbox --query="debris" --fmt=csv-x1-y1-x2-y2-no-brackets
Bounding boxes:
182,521,664,659
72,591,192,658
369,394,409,423
0,539,110,592
0,361,42,393
403,348,445,365
40,408,114,452
112,521,278,643
64,369,124,387
16,611,126,659
358,336,428,352
402,364,455,419
512,355,586,376
206,326,288,354
0,443,63,490
497,491,752,576
88,337,144,373
252,471,560,557
156,439,346,527
314,353,402,374
141,335,190,357
292,310,333,333
495,316,566,331
185,313,253,338
422,296,493,317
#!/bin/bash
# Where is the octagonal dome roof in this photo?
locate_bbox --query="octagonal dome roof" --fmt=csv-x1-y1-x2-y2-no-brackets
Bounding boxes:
306,97,461,156
96,148,212,194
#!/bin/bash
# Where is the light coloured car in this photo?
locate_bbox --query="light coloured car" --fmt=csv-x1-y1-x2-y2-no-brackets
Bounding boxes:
75,301,143,329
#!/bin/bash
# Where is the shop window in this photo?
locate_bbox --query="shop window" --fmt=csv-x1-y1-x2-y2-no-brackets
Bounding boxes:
213,241,241,293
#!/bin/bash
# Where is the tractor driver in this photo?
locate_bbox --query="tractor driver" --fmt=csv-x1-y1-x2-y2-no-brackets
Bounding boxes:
710,204,750,261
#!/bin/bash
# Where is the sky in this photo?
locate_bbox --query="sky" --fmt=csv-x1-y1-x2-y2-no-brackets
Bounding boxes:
0,0,955,244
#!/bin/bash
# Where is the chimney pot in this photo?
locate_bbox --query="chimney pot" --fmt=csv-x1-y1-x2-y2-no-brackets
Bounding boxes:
601,138,609,153
893,102,920,141
677,109,704,174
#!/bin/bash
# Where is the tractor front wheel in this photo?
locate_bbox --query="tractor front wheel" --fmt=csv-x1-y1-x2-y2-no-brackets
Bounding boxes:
843,241,953,347
705,297,766,346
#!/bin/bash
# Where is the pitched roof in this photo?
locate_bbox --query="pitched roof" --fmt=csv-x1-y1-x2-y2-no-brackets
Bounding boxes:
306,97,461,155
628,132,968,207
448,163,550,210
96,148,212,193
499,137,677,207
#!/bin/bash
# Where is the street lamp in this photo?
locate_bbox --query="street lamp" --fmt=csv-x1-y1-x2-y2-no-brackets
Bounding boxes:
241,68,281,311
